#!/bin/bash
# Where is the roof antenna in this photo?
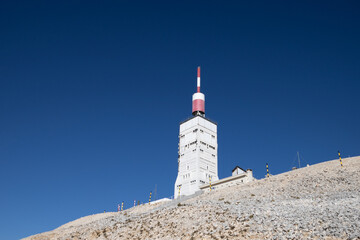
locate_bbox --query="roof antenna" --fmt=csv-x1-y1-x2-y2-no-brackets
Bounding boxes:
192,66,205,116
197,66,201,93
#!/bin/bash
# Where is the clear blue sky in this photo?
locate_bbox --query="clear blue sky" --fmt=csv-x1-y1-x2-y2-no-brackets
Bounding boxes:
1,1,359,239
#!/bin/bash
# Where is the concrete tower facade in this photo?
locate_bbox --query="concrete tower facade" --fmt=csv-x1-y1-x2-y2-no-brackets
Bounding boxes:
174,67,219,198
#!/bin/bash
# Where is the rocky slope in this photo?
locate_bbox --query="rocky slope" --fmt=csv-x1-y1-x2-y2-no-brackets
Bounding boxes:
24,156,360,240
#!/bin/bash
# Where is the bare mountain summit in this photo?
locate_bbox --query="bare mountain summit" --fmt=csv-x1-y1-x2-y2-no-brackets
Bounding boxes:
24,156,360,240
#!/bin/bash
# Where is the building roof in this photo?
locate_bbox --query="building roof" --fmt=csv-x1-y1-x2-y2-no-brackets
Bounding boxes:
179,115,217,125
232,166,246,173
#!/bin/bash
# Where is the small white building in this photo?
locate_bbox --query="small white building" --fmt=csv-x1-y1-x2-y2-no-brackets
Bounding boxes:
200,168,254,192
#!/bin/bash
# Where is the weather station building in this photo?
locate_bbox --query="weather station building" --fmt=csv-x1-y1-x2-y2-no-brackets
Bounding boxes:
174,67,219,198
174,67,254,199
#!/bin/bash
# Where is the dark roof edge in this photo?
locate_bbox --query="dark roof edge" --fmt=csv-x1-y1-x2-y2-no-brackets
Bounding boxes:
232,166,247,172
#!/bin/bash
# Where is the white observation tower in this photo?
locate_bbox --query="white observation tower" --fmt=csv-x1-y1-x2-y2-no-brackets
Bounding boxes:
174,67,219,198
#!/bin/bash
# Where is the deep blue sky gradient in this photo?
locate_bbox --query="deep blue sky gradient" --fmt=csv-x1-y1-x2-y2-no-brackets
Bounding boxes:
1,1,360,239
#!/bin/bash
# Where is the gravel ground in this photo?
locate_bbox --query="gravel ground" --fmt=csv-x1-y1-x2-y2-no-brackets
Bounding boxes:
24,156,360,240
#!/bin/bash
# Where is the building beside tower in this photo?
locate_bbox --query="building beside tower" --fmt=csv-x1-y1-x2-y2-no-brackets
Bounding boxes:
199,167,254,193
174,67,219,198
174,67,254,198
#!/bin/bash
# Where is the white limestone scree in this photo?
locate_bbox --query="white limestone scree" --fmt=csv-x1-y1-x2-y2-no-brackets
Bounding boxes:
174,115,219,198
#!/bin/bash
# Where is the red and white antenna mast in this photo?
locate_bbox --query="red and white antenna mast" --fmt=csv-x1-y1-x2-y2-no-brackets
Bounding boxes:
197,66,201,93
192,66,205,116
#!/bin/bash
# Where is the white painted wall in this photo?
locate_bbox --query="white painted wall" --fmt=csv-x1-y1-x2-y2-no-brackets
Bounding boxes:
174,116,218,198
232,167,245,176
149,198,171,205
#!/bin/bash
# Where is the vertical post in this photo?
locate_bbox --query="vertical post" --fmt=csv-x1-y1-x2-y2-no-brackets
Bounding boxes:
137,200,140,206
117,204,120,212
154,184,157,201
134,200,136,207
149,191,152,204
297,151,301,168
178,185,181,197
338,151,343,167
121,201,124,211
209,176,212,192
266,163,269,178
